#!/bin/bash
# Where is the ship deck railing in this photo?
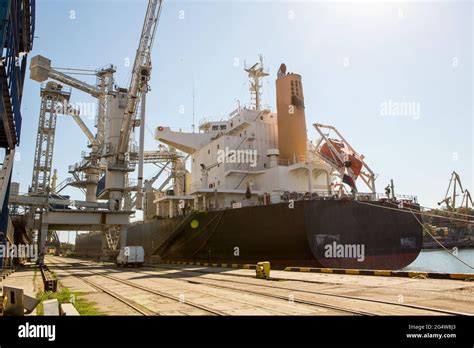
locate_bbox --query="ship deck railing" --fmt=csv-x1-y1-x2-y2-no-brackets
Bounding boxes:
277,154,324,167
191,190,418,213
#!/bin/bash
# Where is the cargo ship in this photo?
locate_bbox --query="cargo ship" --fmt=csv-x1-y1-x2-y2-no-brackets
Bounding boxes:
76,59,423,270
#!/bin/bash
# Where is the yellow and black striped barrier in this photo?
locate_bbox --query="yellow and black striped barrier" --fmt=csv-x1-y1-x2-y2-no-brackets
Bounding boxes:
161,260,256,270
284,267,474,281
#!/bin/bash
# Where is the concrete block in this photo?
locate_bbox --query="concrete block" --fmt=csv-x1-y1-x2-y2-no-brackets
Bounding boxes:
23,293,40,314
43,299,59,316
60,303,80,316
3,286,24,316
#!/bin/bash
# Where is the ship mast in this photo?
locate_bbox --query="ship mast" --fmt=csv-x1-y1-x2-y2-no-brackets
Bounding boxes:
245,54,269,111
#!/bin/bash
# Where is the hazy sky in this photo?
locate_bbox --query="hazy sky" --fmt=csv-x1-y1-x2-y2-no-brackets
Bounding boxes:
14,0,473,233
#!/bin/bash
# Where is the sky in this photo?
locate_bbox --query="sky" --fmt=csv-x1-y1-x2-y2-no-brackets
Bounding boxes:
13,0,473,241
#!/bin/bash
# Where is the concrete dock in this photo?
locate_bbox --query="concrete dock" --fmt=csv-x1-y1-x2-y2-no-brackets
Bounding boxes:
34,256,474,316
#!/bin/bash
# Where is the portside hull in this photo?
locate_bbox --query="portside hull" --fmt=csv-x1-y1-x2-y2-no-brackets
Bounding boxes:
152,200,423,270
74,200,423,270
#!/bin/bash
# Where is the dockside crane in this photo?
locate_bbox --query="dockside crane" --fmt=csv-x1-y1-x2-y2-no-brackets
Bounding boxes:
461,189,473,214
437,171,465,212
30,56,103,97
112,0,164,210
29,0,164,211
29,57,116,150
17,0,167,261
29,58,116,200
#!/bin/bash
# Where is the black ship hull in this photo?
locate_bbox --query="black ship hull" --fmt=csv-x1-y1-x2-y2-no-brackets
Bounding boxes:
71,199,420,270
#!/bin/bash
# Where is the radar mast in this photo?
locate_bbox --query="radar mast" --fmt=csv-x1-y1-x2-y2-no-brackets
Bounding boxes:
244,54,269,111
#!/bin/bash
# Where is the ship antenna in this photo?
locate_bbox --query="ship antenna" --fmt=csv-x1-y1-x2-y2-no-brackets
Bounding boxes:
244,54,269,111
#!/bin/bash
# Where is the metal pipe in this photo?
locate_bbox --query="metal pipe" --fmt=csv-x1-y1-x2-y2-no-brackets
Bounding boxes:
66,105,98,145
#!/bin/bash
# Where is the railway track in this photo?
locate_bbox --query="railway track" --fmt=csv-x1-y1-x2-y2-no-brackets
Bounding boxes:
88,272,227,316
47,257,471,316
51,259,399,315
45,257,226,316
46,257,153,316
103,272,372,316
47,258,369,315
138,264,471,316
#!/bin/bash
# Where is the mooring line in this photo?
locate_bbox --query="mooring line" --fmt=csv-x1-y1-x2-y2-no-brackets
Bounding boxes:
354,200,474,270
406,207,474,270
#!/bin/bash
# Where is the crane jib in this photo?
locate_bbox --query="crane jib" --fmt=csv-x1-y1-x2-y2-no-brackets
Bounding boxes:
117,0,163,157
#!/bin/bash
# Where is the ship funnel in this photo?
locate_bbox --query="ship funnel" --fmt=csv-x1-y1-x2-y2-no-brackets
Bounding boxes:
276,64,307,164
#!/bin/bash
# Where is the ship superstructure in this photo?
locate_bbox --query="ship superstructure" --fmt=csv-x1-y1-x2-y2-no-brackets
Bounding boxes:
153,60,376,218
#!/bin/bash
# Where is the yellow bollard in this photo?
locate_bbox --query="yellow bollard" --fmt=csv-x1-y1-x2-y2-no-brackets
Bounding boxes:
256,261,270,279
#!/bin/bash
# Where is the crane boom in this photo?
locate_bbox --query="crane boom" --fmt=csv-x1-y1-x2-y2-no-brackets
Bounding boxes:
30,55,102,97
117,0,163,157
47,69,101,97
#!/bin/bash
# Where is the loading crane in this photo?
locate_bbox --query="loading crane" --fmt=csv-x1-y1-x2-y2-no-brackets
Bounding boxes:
117,0,163,158
29,56,102,97
107,0,163,210
29,56,116,149
29,58,116,200
28,0,164,211
14,0,167,263
461,189,473,213
438,171,465,212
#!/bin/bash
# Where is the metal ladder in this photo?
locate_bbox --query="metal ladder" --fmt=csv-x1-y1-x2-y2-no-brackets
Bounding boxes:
55,177,74,194
104,226,121,251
